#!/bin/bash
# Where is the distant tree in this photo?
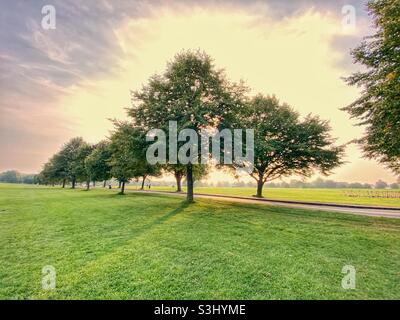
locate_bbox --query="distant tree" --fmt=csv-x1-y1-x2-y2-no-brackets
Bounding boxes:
57,137,90,189
343,0,400,176
0,170,21,183
375,179,388,189
51,152,69,187
129,50,246,202
109,122,161,195
38,160,59,186
239,95,344,197
85,141,112,187
349,182,364,189
336,181,350,188
389,183,399,189
21,174,37,184
73,142,93,190
289,180,307,188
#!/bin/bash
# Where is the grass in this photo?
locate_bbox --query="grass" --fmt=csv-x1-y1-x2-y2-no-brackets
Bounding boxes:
0,183,399,299
135,186,400,207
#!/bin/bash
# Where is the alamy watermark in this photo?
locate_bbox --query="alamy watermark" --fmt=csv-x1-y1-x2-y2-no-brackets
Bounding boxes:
342,5,356,30
42,265,56,290
146,121,254,173
341,265,356,289
41,5,56,30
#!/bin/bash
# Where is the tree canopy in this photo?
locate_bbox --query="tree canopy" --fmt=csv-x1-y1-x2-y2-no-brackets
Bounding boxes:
241,95,344,197
109,121,161,194
129,50,247,202
343,0,400,175
85,140,112,187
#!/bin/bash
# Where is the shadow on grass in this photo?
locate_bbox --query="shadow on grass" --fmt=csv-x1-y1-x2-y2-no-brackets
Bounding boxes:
149,200,190,227
34,200,192,296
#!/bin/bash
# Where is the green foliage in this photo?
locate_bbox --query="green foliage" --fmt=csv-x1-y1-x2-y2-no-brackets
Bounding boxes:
243,95,344,197
0,170,21,183
109,121,161,193
129,50,247,201
343,0,400,174
62,137,93,185
39,137,93,187
39,151,68,185
85,141,112,183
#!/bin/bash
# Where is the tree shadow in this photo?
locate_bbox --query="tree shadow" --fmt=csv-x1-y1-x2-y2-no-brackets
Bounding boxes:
148,200,190,228
44,200,191,292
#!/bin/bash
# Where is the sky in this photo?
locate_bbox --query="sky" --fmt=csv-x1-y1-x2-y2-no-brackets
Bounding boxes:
0,0,398,183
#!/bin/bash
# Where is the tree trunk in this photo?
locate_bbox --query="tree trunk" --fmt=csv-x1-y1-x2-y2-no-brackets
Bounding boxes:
103,180,107,188
140,176,146,190
93,181,95,187
86,180,90,191
121,181,125,194
256,179,264,198
118,180,121,188
62,179,66,188
186,164,194,202
71,178,76,189
175,173,182,192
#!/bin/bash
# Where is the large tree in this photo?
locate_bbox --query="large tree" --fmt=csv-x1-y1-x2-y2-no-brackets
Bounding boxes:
240,95,344,198
129,50,246,202
343,0,400,175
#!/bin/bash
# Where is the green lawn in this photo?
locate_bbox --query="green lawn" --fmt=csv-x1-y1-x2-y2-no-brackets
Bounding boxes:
137,186,400,207
0,183,399,299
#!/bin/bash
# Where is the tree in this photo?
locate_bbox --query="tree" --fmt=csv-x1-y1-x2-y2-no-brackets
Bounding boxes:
164,164,209,192
240,95,344,197
50,152,69,187
109,121,161,195
21,174,37,184
375,179,388,189
129,50,246,202
58,137,90,189
389,183,399,189
0,170,21,183
164,164,186,192
38,157,60,186
73,142,93,190
343,0,400,175
85,141,112,187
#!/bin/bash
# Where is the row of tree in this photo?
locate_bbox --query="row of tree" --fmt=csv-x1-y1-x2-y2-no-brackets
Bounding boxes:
39,0,400,201
40,49,345,200
24,1,400,201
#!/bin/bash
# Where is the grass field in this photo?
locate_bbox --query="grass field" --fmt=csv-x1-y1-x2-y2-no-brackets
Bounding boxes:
133,186,400,207
0,183,399,299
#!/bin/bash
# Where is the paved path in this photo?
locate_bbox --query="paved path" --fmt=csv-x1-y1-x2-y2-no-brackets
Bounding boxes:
129,190,400,219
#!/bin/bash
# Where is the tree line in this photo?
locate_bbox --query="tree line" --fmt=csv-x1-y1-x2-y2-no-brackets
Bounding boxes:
0,170,38,184
38,50,344,200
